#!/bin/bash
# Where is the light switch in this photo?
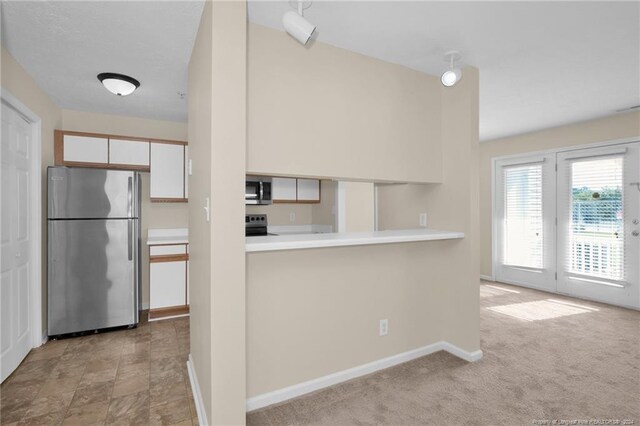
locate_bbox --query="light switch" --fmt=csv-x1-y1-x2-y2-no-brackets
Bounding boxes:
204,197,210,222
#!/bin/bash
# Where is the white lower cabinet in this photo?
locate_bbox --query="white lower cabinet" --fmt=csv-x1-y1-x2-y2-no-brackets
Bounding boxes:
149,243,189,321
150,261,186,309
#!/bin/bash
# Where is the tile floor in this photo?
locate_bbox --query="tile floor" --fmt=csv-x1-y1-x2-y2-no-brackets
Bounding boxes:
0,314,197,425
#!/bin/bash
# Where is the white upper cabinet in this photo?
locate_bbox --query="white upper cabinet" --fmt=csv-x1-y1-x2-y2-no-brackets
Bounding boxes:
271,177,321,203
150,143,185,200
63,135,108,164
272,178,297,201
296,179,320,202
109,139,150,167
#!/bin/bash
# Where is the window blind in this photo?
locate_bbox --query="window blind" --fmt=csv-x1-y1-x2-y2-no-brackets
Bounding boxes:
564,156,625,281
503,164,543,269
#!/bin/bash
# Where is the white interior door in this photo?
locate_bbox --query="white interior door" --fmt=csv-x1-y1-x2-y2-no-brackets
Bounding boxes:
557,143,640,309
1,103,33,382
495,154,556,291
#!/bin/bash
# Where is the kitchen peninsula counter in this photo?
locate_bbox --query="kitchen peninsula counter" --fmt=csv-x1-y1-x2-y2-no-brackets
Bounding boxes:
245,228,464,252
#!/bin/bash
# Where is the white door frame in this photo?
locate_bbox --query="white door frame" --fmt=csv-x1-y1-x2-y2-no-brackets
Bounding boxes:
491,136,640,282
1,88,43,348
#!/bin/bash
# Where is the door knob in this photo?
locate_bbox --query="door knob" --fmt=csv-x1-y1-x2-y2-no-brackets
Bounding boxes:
633,230,640,237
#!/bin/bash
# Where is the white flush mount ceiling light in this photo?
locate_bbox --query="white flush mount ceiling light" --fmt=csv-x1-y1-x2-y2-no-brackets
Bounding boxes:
97,73,140,96
441,51,462,87
282,1,316,45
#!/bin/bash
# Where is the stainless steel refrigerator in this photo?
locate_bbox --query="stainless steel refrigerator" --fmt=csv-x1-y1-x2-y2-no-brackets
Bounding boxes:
47,166,141,336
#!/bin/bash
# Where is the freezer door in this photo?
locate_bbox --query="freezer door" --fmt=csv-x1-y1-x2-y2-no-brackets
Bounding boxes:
48,218,138,335
48,167,139,219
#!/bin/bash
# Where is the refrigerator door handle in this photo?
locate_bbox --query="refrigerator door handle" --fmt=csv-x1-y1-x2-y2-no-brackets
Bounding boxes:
127,177,133,218
128,219,133,261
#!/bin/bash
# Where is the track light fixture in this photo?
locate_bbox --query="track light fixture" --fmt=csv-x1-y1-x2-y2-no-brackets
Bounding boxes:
282,1,316,45
441,51,462,87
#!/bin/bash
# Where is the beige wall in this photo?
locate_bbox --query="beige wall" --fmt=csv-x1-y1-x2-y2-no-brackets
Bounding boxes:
2,46,63,337
378,67,481,351
188,1,247,424
311,180,336,227
60,109,189,307
341,181,375,232
61,109,187,141
246,180,335,227
188,2,213,420
246,203,313,226
247,23,442,184
247,68,481,398
479,111,640,277
376,183,430,230
247,241,456,396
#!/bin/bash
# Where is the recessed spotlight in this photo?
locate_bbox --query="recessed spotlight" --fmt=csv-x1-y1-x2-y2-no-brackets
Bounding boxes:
441,51,462,87
97,73,140,96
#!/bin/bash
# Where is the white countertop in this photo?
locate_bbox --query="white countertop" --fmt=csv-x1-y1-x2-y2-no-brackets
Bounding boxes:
147,228,189,245
245,228,464,253
268,224,333,236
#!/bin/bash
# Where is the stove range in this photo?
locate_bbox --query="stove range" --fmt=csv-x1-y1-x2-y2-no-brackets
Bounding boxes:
246,214,267,237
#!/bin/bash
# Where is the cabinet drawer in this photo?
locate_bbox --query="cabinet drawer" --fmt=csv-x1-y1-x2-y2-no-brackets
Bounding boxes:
150,244,187,256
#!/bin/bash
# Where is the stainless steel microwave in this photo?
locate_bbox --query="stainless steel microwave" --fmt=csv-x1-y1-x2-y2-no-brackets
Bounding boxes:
246,176,272,205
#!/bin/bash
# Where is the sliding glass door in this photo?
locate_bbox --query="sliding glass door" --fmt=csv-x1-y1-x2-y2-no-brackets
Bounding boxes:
495,154,556,291
556,143,640,308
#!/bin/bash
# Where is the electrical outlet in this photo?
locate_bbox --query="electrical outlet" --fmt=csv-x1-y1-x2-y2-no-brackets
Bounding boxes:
419,213,428,228
289,212,296,222
379,319,389,336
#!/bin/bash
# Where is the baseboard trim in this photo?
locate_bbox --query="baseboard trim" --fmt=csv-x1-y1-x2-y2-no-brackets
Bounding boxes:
187,354,208,426
246,341,483,412
441,342,484,362
480,275,495,282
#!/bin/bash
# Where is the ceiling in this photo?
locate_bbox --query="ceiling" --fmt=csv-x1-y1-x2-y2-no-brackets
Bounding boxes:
248,1,640,141
1,2,638,141
1,1,204,122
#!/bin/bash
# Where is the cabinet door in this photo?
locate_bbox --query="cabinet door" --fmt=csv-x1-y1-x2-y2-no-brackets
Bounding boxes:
63,135,108,164
150,261,186,309
272,178,297,201
109,139,150,167
297,179,320,202
150,143,185,200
